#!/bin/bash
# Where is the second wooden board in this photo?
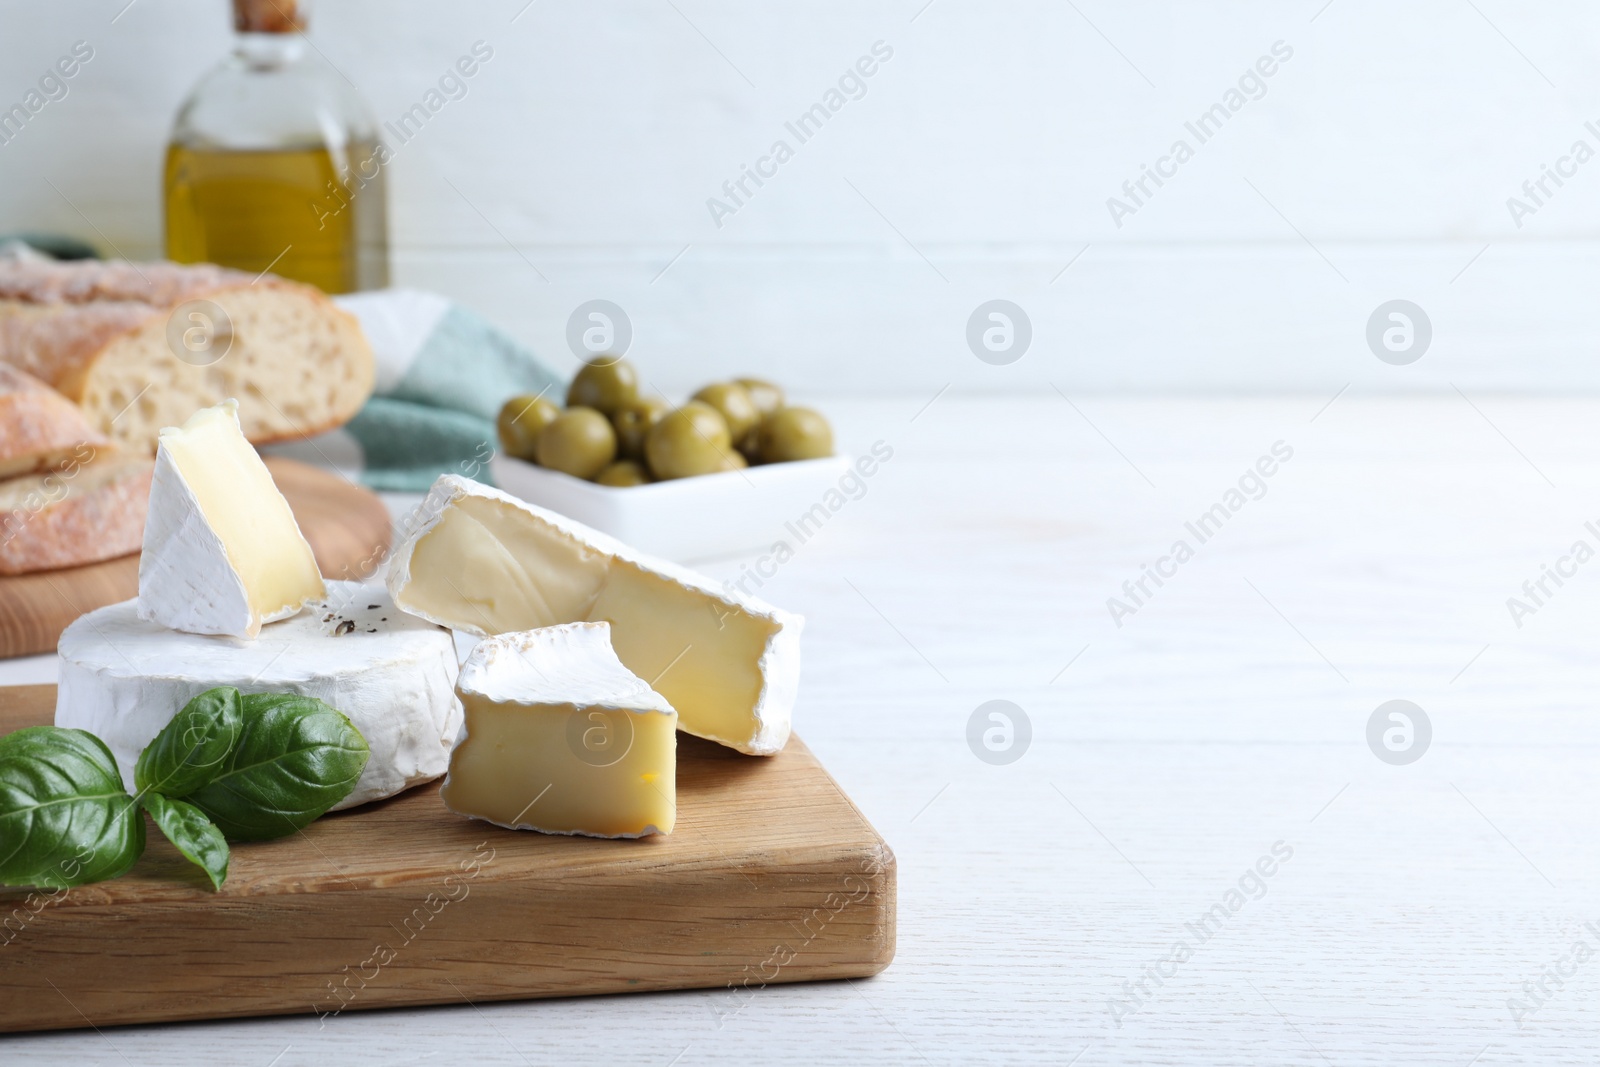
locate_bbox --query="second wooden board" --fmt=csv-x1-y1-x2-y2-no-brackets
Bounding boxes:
0,457,392,659
0,685,896,1032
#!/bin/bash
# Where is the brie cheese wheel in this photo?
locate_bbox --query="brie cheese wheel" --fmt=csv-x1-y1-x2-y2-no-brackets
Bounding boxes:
442,622,676,838
387,474,800,755
137,399,326,639
56,582,463,810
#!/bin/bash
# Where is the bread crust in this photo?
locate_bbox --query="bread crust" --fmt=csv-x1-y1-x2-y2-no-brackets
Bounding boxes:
0,451,153,575
0,364,108,479
0,259,258,306
0,260,375,451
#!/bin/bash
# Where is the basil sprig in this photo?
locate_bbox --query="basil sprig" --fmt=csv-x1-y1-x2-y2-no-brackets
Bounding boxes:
135,686,243,798
139,793,229,891
0,728,144,889
0,687,369,891
181,693,370,841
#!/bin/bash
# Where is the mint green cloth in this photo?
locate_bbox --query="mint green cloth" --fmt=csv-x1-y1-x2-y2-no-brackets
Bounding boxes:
338,302,564,492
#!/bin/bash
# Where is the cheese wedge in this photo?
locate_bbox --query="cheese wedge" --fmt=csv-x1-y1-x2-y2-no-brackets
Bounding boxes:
441,623,676,838
388,475,800,755
137,400,326,639
58,583,463,810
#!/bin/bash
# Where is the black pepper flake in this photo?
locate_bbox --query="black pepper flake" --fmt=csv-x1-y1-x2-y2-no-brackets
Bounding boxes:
334,620,356,636
368,604,379,610
366,628,377,633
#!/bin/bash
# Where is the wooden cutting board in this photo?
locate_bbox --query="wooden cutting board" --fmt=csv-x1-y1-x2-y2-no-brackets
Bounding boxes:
0,457,392,659
0,685,896,1033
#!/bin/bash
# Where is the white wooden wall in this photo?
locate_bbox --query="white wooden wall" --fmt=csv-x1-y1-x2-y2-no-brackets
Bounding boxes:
4,0,1600,393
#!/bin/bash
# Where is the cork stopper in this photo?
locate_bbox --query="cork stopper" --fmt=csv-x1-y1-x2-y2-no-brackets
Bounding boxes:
233,0,306,32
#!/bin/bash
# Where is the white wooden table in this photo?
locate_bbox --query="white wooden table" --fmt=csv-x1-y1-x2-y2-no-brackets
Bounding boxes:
7,394,1600,1065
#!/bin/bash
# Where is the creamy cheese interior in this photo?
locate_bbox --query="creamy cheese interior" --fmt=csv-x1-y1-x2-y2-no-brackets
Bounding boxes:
442,694,676,838
160,400,324,623
402,493,779,747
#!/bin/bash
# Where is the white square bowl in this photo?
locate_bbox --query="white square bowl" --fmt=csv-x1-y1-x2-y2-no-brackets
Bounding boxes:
490,453,854,562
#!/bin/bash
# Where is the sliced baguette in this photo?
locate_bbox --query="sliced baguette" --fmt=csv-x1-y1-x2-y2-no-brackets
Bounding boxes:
0,449,153,575
0,260,375,453
0,364,108,479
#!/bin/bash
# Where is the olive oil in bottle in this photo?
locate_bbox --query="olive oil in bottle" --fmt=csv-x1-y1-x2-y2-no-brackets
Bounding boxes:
163,0,388,293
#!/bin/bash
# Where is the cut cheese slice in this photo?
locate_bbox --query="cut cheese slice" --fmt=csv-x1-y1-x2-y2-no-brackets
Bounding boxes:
57,582,463,810
388,475,800,755
442,622,676,838
137,399,326,639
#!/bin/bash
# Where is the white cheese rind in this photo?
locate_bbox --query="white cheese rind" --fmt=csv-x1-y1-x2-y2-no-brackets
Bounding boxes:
136,399,325,639
57,582,463,809
457,622,674,715
387,475,801,755
136,445,254,637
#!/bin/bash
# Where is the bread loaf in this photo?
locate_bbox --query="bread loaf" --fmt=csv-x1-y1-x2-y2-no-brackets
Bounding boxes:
0,448,153,575
0,260,375,453
0,364,108,479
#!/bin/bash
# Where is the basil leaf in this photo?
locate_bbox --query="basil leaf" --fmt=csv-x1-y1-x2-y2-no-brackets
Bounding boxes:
0,727,144,888
183,693,369,842
134,686,243,798
140,793,229,891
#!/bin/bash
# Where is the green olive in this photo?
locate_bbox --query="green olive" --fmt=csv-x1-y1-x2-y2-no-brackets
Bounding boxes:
644,401,733,480
496,394,560,460
737,429,764,464
534,407,617,480
611,395,670,460
736,378,784,417
692,382,761,446
715,451,748,473
756,406,833,463
566,357,640,415
596,459,651,487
